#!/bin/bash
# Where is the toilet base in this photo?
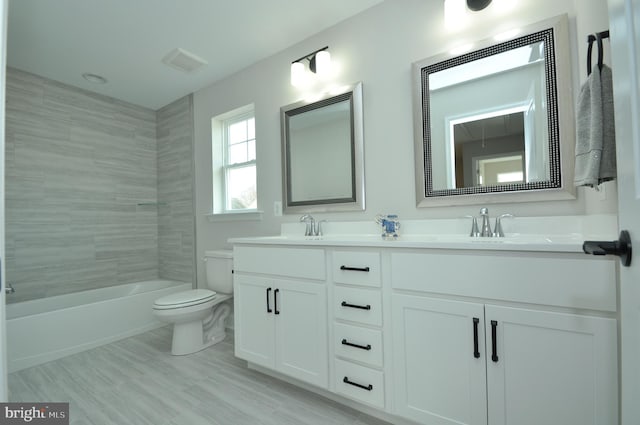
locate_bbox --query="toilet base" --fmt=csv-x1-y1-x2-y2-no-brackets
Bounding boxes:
168,300,232,356
171,321,226,355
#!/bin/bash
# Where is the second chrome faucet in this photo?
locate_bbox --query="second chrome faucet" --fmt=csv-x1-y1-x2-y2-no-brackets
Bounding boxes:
299,214,326,237
468,208,513,238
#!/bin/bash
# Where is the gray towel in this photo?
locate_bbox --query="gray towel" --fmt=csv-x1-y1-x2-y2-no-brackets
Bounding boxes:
574,64,617,187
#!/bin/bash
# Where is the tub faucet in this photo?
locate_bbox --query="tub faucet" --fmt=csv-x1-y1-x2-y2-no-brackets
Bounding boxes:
479,208,492,237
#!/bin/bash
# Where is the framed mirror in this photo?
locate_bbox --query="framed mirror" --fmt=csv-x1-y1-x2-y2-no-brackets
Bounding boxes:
413,15,575,206
281,82,365,213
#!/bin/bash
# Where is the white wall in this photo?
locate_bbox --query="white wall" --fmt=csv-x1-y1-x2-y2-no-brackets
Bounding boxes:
193,0,614,285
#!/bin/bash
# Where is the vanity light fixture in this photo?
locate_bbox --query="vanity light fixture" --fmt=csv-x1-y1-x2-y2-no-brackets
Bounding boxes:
290,46,331,87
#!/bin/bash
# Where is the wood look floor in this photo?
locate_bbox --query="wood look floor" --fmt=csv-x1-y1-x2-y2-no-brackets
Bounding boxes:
8,327,392,425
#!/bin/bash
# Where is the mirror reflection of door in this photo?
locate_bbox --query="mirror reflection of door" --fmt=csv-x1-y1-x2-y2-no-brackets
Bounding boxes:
452,111,526,188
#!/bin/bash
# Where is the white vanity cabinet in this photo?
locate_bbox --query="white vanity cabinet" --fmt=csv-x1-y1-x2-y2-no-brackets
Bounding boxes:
230,235,619,425
391,250,618,425
233,246,329,389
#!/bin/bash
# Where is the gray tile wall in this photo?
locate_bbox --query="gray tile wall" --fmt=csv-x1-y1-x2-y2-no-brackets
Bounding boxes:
156,96,195,283
5,68,195,303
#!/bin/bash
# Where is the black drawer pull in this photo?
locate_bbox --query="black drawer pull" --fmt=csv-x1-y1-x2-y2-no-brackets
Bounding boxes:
274,289,280,315
473,317,480,359
340,265,370,272
343,376,373,391
341,301,371,310
266,287,272,313
491,320,498,362
341,339,372,351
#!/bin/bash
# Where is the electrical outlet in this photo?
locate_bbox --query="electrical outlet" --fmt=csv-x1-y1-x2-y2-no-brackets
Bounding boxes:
274,201,283,217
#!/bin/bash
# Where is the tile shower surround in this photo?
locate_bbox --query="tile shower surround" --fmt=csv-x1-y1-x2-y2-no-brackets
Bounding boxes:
5,68,194,303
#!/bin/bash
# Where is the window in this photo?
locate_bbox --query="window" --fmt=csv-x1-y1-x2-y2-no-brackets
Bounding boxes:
212,105,259,217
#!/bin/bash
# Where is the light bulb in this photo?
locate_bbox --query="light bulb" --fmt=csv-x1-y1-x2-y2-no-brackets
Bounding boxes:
290,62,306,87
314,50,331,78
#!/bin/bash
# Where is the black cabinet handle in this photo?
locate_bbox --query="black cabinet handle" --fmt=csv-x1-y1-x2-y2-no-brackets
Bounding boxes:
491,320,498,362
274,289,280,315
266,287,272,313
341,301,371,310
340,265,370,272
341,339,372,351
343,376,373,391
473,317,480,359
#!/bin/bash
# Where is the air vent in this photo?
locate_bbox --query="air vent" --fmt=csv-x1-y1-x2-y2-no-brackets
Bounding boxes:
162,48,208,73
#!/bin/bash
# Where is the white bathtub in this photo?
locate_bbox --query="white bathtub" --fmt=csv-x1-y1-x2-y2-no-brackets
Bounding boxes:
6,279,192,372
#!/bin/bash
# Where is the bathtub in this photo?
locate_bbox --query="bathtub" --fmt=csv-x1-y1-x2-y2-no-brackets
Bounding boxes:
6,279,192,372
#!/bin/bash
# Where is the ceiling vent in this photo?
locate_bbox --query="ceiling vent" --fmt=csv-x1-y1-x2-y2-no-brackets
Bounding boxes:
162,48,208,73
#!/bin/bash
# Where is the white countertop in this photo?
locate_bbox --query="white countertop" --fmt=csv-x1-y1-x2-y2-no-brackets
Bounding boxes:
228,234,592,252
227,215,618,253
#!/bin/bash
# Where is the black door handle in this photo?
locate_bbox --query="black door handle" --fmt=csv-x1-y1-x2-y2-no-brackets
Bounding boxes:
491,320,499,362
583,230,632,267
340,265,370,272
266,287,272,313
341,301,371,310
341,339,372,351
473,317,480,359
274,289,280,315
343,376,373,391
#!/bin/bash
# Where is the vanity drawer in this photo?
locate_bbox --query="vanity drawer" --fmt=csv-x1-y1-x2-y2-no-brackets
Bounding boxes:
332,251,381,287
334,358,384,409
391,251,617,312
334,286,382,326
233,246,325,280
334,322,383,367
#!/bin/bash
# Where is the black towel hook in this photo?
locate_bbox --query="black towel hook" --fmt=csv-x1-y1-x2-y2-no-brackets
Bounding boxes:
587,34,596,75
587,30,610,75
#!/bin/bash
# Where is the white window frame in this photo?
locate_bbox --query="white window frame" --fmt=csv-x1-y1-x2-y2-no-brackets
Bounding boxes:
210,104,262,221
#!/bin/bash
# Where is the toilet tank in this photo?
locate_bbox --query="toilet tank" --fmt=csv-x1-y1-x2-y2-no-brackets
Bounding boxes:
204,250,233,294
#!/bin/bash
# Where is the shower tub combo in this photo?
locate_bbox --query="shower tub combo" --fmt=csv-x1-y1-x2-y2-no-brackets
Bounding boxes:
6,280,191,372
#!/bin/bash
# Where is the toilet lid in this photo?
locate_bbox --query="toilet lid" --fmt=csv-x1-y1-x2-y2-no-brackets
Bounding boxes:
154,289,217,309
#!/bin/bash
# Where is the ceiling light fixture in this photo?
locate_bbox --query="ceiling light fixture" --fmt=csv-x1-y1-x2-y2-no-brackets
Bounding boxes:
82,73,108,84
290,46,331,87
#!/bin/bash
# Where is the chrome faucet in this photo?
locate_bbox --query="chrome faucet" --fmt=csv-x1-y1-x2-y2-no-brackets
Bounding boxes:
493,214,514,238
467,208,514,237
299,215,326,237
300,214,315,236
479,208,492,237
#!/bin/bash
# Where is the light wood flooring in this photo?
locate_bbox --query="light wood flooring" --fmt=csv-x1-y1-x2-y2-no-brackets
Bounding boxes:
8,326,393,425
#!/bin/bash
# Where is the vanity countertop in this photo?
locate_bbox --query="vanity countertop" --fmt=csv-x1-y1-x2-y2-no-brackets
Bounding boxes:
228,234,592,253
228,215,618,254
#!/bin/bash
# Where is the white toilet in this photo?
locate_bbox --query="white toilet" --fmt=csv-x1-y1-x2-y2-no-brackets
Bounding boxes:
153,250,233,355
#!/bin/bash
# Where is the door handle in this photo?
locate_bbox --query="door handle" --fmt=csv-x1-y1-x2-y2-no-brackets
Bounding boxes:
274,289,280,315
341,301,371,310
491,320,499,362
341,339,372,351
266,287,272,313
583,230,632,267
340,265,370,272
473,317,480,359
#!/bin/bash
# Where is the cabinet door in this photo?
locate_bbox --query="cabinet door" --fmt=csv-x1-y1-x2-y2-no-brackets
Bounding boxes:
392,294,488,425
485,305,618,425
233,275,275,368
275,279,328,388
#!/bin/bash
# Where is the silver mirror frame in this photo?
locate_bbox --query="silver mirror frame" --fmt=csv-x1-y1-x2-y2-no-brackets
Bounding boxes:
281,82,365,213
413,15,575,207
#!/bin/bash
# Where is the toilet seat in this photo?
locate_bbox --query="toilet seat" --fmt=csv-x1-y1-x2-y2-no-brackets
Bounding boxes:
153,289,217,310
